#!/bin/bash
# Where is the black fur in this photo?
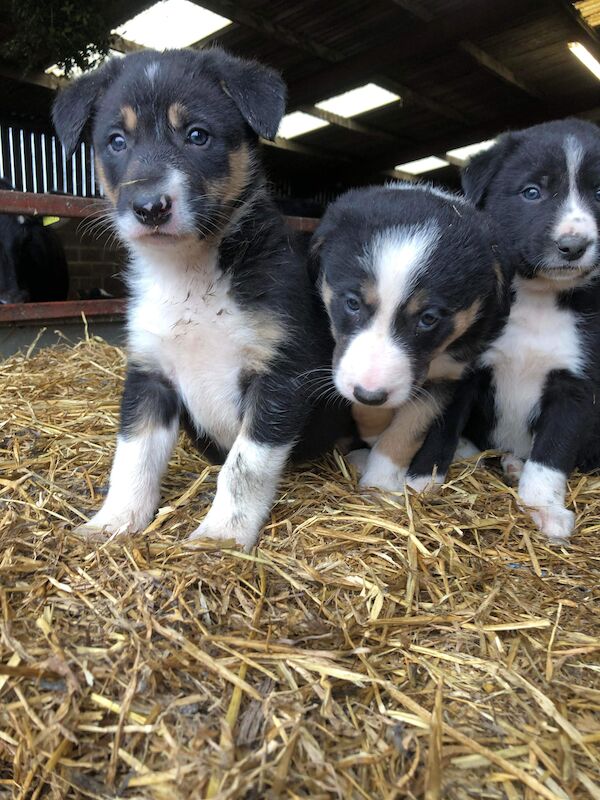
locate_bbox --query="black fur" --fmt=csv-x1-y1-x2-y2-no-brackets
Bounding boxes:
0,178,69,303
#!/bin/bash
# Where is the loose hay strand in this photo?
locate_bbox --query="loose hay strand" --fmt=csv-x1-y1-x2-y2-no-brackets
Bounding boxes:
0,337,599,799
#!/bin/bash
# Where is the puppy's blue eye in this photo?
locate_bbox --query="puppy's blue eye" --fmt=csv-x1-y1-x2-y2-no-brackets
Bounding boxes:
595,187,600,202
418,309,440,330
187,128,210,146
346,296,361,313
521,185,541,200
109,134,126,152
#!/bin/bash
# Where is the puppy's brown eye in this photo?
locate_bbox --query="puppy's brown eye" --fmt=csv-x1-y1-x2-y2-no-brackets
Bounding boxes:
109,134,127,152
187,128,210,146
418,309,440,330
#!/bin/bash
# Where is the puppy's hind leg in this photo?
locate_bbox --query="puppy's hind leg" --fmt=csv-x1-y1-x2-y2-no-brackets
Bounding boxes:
77,366,180,539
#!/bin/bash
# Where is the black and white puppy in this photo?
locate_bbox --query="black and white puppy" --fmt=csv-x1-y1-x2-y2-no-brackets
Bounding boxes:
52,48,349,550
312,183,510,492
462,118,600,540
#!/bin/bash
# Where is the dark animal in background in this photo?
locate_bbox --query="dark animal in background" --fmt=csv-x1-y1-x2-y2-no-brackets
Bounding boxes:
52,47,351,550
462,118,600,540
0,178,69,304
311,183,510,493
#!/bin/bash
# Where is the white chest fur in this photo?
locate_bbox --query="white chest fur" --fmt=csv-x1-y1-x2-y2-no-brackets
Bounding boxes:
481,277,584,459
126,239,279,451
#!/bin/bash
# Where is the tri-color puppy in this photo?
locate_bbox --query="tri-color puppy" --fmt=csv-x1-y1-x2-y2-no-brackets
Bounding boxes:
312,183,510,492
52,48,349,550
462,118,600,540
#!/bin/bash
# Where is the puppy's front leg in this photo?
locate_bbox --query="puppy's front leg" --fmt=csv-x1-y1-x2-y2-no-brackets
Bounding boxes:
78,366,180,538
360,386,448,492
518,371,588,541
189,373,300,550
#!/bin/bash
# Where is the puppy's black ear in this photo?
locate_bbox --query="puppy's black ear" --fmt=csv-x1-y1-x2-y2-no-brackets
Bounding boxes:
461,133,517,207
307,231,326,285
214,50,287,140
52,60,120,158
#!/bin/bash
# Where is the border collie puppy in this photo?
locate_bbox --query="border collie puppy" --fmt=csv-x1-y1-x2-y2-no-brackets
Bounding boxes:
462,118,600,540
311,183,510,492
52,48,349,550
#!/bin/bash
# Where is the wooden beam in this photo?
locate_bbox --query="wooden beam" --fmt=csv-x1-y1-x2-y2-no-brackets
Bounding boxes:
262,137,351,162
390,1,433,22
374,75,472,126
286,0,548,109
298,105,404,144
187,0,343,63
458,40,545,100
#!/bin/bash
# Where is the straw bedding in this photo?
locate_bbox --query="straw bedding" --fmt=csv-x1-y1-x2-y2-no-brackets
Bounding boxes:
0,334,599,800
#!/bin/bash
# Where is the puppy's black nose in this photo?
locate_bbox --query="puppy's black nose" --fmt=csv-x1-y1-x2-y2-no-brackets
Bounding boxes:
353,385,389,406
556,234,590,261
132,194,172,226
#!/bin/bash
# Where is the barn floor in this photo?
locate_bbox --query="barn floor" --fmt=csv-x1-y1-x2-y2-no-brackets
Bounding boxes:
0,337,599,800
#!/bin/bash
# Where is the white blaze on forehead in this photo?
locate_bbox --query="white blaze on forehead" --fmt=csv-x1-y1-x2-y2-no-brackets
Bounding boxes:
334,223,440,406
145,62,159,84
368,222,440,318
553,135,598,247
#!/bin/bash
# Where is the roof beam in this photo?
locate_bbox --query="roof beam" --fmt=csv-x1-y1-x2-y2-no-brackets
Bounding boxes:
458,40,545,100
0,63,63,91
297,105,405,144
286,0,548,109
187,0,343,63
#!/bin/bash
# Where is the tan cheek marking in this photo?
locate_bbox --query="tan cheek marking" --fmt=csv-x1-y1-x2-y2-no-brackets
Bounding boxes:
352,404,394,441
427,353,467,381
207,143,251,206
94,157,117,205
241,312,285,374
377,390,444,468
168,102,186,128
435,298,482,355
321,278,333,311
121,105,137,133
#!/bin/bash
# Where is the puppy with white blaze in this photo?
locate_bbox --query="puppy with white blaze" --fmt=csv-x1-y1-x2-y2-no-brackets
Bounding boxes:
52,48,350,550
312,184,510,494
462,118,600,541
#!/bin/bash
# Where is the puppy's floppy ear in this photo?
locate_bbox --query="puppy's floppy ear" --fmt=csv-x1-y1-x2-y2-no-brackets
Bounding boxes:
212,49,287,140
461,133,518,208
307,232,326,285
52,60,120,159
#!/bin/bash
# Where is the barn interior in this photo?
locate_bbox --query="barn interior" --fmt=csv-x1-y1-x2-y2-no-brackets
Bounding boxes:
2,5,600,798
1,0,600,336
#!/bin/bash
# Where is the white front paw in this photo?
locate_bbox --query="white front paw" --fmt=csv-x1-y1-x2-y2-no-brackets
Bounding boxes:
359,451,406,493
188,515,258,552
528,505,575,542
75,506,153,540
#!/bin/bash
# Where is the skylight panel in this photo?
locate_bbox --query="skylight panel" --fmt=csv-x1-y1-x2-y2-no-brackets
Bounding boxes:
277,112,329,139
395,156,449,175
446,139,495,163
316,83,400,118
114,0,231,50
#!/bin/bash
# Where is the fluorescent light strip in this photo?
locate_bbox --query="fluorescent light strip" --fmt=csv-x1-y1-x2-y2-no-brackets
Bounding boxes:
277,112,329,139
316,83,400,118
114,0,231,49
568,41,600,81
395,155,449,175
446,139,495,164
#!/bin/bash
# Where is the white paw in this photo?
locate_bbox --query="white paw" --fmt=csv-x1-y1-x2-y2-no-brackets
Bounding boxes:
346,448,370,476
359,450,406,492
406,473,444,494
188,515,258,552
528,505,575,542
75,506,153,540
501,454,524,485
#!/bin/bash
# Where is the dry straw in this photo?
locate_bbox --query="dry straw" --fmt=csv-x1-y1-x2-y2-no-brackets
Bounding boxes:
0,335,599,799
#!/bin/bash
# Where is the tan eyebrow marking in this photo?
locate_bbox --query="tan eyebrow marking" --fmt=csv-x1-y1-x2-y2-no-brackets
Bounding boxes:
121,105,137,133
168,102,187,128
